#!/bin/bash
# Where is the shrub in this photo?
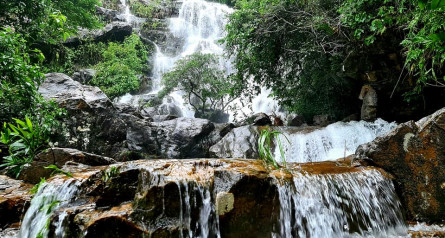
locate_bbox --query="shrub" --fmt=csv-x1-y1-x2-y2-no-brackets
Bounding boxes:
91,34,148,98
224,0,358,120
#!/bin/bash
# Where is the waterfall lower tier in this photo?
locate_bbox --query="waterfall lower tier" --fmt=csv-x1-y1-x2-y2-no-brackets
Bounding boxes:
276,119,397,163
19,178,81,238
16,159,409,238
274,169,406,238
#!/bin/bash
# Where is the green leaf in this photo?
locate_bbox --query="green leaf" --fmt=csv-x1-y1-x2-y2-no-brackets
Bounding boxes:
431,0,445,9
429,32,445,42
418,0,428,9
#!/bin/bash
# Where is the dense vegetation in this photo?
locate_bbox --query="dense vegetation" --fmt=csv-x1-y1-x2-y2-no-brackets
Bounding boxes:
225,0,445,120
0,0,101,175
91,34,149,98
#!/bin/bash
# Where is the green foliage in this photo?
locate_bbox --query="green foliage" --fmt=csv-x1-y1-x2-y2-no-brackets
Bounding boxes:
258,127,289,169
0,117,48,177
160,52,238,119
0,28,45,122
44,41,106,75
40,200,61,214
102,166,120,182
129,0,162,18
0,0,100,46
44,165,73,177
339,0,445,92
91,34,148,98
225,0,356,120
30,178,47,195
0,100,64,178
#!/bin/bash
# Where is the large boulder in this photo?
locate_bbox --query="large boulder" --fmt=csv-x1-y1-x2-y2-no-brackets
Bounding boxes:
209,126,260,158
40,73,112,110
72,69,96,84
39,74,229,160
356,107,445,221
39,73,127,158
150,117,215,158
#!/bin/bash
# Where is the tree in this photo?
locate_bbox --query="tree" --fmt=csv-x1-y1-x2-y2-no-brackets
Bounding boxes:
159,53,239,119
224,0,359,120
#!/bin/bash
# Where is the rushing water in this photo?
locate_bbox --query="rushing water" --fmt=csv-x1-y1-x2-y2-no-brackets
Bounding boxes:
273,169,407,238
19,178,81,238
117,0,233,118
275,119,397,163
176,181,220,238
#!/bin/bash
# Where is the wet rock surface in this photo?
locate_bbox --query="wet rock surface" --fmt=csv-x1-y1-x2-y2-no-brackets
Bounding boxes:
0,176,32,229
19,148,116,183
356,107,445,222
20,159,389,238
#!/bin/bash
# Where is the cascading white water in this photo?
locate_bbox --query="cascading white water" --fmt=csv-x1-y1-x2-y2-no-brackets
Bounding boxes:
176,181,220,238
117,0,233,118
19,178,81,238
273,169,407,238
275,119,397,163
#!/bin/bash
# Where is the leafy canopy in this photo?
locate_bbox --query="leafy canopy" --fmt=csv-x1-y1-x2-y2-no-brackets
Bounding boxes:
340,0,445,92
224,0,357,120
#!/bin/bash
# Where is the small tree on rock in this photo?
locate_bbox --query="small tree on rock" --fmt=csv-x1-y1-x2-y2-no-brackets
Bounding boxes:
159,52,238,121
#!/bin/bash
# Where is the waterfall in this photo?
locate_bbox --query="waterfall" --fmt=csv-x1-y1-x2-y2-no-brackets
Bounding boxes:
175,181,220,238
275,119,397,163
273,169,407,238
19,178,81,238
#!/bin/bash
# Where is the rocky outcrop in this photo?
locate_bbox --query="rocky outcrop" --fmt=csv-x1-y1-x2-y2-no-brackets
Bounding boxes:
39,74,227,159
356,107,445,221
64,21,133,47
359,85,378,121
19,148,116,183
72,69,96,84
95,6,120,22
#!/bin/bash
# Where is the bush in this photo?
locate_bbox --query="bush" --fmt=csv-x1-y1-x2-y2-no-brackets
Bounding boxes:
91,34,148,98
0,106,63,178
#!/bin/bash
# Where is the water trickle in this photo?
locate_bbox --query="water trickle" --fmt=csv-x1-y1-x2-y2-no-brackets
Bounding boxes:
19,178,81,238
273,169,407,238
118,0,145,29
176,181,220,238
276,119,397,163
